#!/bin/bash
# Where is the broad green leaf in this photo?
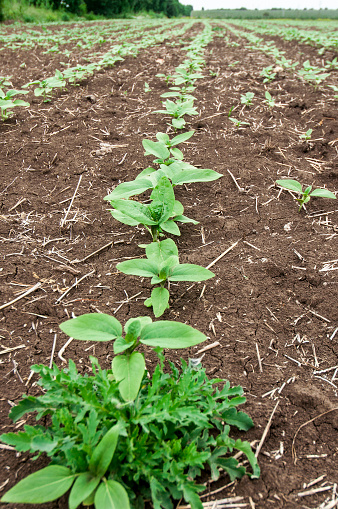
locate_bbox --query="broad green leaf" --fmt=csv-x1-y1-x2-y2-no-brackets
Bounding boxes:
172,169,223,185
146,238,178,262
12,100,30,107
182,486,203,509
140,321,206,348
310,188,336,199
276,179,303,194
104,179,153,201
172,118,185,129
172,200,184,216
169,264,214,282
149,178,175,224
142,139,170,160
89,423,120,477
171,130,195,146
113,337,131,354
151,287,170,318
1,466,75,504
160,219,181,236
111,199,156,226
234,440,260,478
110,209,140,226
94,480,130,509
60,314,122,342
69,473,101,509
156,132,170,144
112,352,145,402
124,316,152,335
159,255,179,276
116,259,159,278
170,147,184,160
160,91,180,98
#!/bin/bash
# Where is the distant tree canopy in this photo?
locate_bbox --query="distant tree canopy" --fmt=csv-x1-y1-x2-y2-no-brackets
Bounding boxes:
28,0,193,17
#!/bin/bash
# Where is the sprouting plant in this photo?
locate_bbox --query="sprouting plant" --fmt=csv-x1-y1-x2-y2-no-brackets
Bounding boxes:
117,239,214,317
23,70,66,102
156,73,171,84
1,351,259,509
0,76,12,89
325,57,338,70
264,91,275,108
0,89,30,120
276,179,336,212
260,66,276,83
229,117,250,128
107,176,198,241
240,92,255,106
328,85,338,100
300,128,312,141
144,82,151,93
153,99,198,129
228,61,240,68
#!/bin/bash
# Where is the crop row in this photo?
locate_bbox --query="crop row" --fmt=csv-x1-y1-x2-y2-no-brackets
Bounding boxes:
0,19,260,509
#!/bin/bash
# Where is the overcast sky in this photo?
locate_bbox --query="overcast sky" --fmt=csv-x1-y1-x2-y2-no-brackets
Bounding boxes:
180,0,338,9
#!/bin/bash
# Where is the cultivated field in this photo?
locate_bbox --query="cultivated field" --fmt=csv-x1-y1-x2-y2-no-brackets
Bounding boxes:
0,18,337,509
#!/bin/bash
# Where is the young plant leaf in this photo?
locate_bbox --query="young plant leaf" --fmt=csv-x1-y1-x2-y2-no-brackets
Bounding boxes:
170,130,195,146
104,179,153,201
116,259,159,278
140,321,206,348
60,314,122,342
94,480,130,509
69,473,101,509
145,238,178,262
110,199,157,226
88,423,121,477
149,176,175,224
310,188,336,199
160,219,181,236
276,179,303,194
112,352,145,402
169,264,214,282
143,139,170,160
151,287,170,317
1,466,75,504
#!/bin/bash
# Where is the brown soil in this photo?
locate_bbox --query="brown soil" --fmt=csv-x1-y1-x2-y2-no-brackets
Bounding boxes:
0,21,338,509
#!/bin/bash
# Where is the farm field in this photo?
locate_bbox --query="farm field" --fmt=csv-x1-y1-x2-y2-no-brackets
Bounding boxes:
0,18,338,509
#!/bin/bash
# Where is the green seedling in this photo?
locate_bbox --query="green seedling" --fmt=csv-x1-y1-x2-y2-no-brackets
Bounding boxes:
328,85,338,99
117,239,214,317
300,129,312,141
108,176,198,241
264,91,275,108
143,130,195,164
144,82,151,93
325,57,338,70
1,351,259,509
154,99,198,129
23,70,66,102
0,76,12,89
0,89,30,120
161,84,196,102
156,73,172,84
240,92,255,106
229,117,250,128
276,179,336,212
260,66,276,83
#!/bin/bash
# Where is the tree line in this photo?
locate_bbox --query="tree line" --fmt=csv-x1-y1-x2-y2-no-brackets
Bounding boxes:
27,0,193,17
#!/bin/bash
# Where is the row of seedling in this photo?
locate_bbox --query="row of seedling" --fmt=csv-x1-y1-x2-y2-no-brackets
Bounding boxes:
1,22,260,509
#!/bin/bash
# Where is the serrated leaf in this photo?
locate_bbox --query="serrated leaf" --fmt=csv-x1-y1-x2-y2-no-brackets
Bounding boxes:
234,439,260,478
222,408,254,430
69,473,101,509
140,321,206,348
94,480,130,509
112,352,145,402
7,396,46,422
151,287,170,318
59,314,122,342
1,466,75,504
276,179,303,194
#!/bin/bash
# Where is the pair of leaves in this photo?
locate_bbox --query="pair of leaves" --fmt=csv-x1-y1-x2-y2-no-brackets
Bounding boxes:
60,314,207,399
117,239,214,317
276,179,336,211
